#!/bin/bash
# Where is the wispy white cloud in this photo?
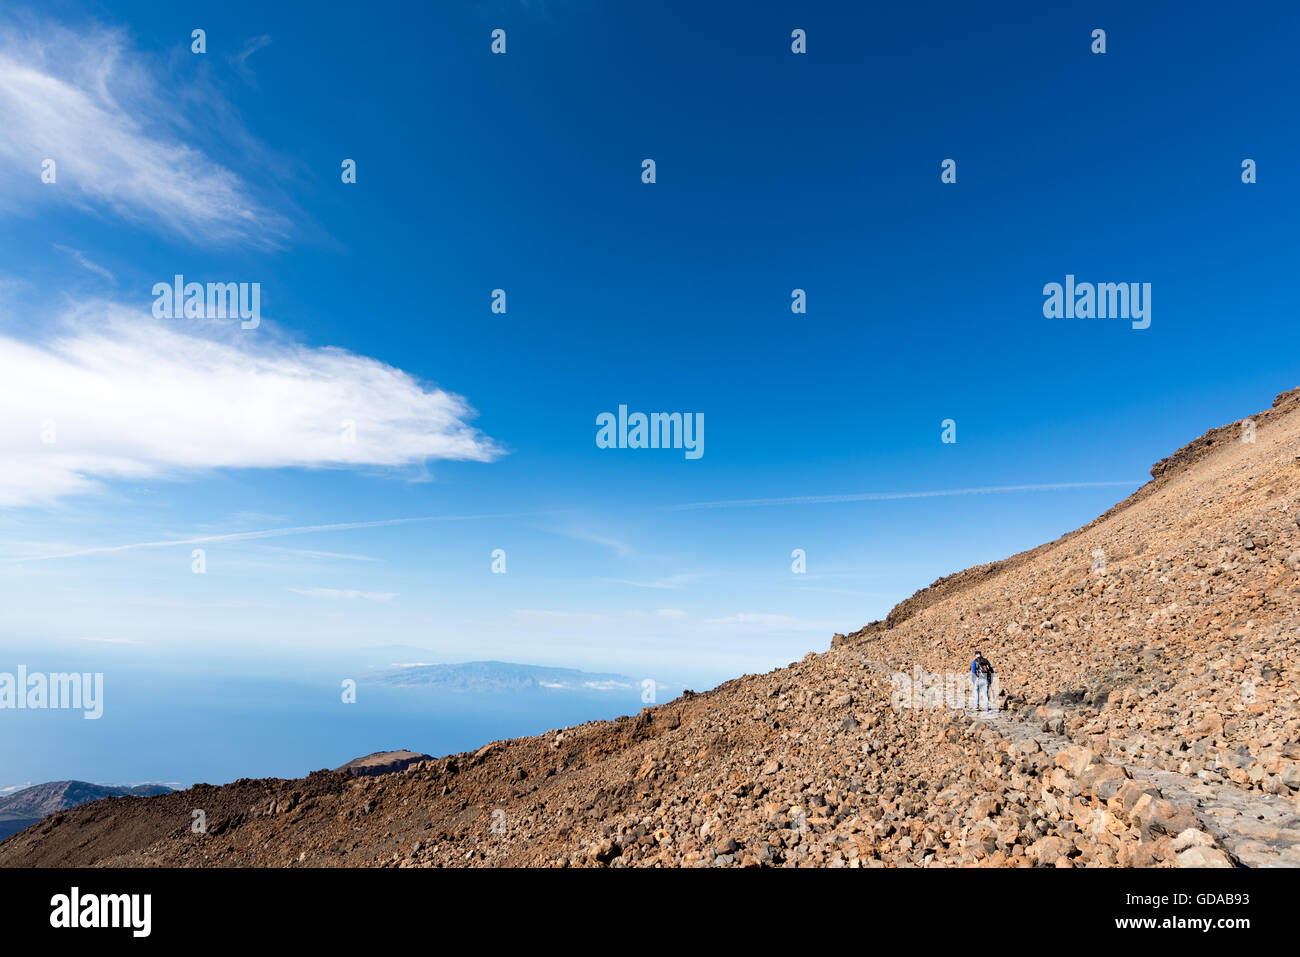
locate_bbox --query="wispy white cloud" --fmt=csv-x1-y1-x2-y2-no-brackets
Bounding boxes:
290,587,396,601
230,34,271,83
0,301,503,509
514,607,833,636
7,520,420,562
550,526,634,557
661,481,1142,511
703,612,821,629
603,573,713,590
52,244,114,283
0,18,288,245
7,512,536,563
250,545,381,563
7,475,1138,563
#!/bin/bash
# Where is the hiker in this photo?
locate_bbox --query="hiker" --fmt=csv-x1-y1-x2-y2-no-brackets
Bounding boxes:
970,651,995,711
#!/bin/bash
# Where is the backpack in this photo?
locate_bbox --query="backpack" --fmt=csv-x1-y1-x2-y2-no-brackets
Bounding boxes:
975,657,993,679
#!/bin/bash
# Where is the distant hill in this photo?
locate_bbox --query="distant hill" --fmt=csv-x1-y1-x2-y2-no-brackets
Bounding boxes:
334,751,432,777
0,781,173,841
370,659,637,694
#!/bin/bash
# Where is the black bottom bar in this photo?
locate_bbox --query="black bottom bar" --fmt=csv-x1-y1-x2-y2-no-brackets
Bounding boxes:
0,866,1276,943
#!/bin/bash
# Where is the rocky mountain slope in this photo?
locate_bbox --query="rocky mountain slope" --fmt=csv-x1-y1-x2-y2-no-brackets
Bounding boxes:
2,388,1298,868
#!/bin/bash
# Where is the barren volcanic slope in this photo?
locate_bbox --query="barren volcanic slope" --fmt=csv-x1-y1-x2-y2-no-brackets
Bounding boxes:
4,389,1299,868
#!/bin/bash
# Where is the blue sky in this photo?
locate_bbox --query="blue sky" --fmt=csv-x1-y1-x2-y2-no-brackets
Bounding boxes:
1,0,1298,693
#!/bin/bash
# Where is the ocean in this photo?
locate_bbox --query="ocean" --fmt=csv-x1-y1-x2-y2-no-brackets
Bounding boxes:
0,649,654,790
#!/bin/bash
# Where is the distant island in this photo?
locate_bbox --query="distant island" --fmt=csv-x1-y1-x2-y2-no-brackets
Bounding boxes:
368,659,640,695
0,781,173,841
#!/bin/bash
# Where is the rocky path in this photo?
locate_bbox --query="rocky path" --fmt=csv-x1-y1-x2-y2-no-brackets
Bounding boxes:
858,654,1300,867
980,703,1300,867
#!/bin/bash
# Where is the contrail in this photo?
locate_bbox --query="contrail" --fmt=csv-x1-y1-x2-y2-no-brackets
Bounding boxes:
9,512,540,563
8,481,1144,563
658,481,1144,511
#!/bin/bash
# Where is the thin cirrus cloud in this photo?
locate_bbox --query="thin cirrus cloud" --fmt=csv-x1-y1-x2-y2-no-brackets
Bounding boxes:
548,526,635,557
289,588,397,601
661,482,1144,510
0,301,503,508
52,244,115,283
0,18,288,245
5,479,1147,562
